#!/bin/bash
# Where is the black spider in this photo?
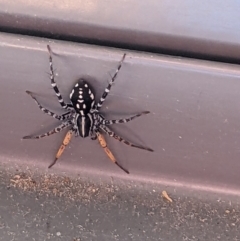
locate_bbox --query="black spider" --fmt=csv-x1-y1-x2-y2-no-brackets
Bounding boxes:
23,45,153,174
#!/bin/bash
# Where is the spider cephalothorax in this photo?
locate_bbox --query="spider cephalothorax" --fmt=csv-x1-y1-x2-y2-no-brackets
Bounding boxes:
23,45,153,174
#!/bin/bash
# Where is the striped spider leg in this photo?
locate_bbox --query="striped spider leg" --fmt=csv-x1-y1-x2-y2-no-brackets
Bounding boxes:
99,124,153,152
23,45,76,167
47,45,74,111
95,53,126,110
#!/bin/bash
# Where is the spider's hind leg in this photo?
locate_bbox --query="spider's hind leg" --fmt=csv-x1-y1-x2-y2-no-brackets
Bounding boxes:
91,132,97,140
48,129,74,168
96,132,129,174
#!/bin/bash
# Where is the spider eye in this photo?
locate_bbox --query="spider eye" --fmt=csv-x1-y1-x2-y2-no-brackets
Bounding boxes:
70,80,95,115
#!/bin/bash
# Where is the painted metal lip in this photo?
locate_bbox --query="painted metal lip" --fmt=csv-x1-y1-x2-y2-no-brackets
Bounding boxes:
0,0,239,63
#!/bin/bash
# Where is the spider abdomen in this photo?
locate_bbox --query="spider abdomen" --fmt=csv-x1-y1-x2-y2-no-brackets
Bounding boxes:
70,80,95,116
76,114,92,137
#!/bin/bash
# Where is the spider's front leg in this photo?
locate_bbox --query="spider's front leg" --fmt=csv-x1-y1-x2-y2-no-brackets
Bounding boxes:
96,53,126,110
47,45,73,111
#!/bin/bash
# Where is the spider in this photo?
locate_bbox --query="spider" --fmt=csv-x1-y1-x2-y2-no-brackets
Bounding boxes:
23,45,153,174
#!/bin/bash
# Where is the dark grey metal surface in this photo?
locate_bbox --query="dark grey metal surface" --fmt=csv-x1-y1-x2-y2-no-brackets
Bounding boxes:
1,32,240,195
0,0,239,62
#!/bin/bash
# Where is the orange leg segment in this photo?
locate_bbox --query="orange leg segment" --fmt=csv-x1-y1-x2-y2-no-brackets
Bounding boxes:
48,130,73,168
96,132,129,174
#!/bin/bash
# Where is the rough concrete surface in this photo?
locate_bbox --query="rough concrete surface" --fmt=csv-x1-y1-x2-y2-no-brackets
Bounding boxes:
0,166,240,241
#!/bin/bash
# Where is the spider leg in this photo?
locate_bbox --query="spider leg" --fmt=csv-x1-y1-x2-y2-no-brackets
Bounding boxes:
96,53,126,110
103,111,150,125
48,129,74,168
25,90,71,121
47,45,73,110
90,131,97,140
96,131,129,174
100,125,153,152
23,120,72,139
